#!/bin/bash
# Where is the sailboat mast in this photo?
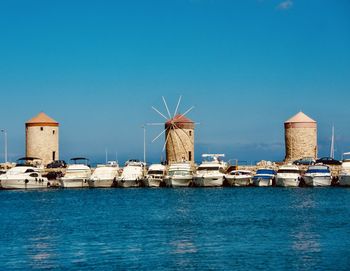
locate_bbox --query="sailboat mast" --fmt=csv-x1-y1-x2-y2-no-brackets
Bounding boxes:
330,125,335,159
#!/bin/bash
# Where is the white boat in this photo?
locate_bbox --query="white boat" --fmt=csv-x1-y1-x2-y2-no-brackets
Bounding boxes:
59,158,91,188
193,154,227,187
164,162,193,187
0,166,49,189
117,160,145,188
304,165,332,187
0,169,6,188
143,164,166,187
225,170,252,187
275,164,301,187
252,168,276,187
339,152,350,186
88,161,120,188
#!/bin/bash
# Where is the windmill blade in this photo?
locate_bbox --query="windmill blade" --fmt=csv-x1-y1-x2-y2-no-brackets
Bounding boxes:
173,123,194,144
162,96,172,119
173,95,182,117
173,127,189,155
146,123,164,126
152,106,169,121
152,128,167,143
162,129,171,152
180,106,194,118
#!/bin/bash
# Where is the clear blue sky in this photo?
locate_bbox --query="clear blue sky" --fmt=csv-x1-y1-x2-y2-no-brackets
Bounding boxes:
0,0,349,164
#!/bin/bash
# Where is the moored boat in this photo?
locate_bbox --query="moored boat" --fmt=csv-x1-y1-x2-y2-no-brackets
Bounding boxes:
88,161,120,188
59,157,91,188
225,170,252,187
193,154,227,187
143,163,166,187
275,164,301,187
0,158,49,189
164,162,193,187
116,160,145,188
304,165,332,187
339,152,350,186
252,168,276,187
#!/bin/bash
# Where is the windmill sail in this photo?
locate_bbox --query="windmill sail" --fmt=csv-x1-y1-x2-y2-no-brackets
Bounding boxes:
149,96,196,164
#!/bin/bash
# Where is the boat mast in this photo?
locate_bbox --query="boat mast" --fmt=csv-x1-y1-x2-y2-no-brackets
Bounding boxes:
330,125,335,159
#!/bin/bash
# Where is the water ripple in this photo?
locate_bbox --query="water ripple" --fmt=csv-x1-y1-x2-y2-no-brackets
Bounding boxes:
1,188,350,270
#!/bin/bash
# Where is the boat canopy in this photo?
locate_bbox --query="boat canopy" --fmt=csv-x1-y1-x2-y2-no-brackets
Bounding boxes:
16,157,42,166
70,157,89,165
256,169,276,175
17,157,41,161
70,157,89,161
343,152,350,161
252,175,273,180
306,168,330,174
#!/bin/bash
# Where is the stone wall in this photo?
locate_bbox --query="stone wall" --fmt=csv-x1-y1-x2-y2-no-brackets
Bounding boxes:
285,127,317,162
165,128,194,164
26,125,59,165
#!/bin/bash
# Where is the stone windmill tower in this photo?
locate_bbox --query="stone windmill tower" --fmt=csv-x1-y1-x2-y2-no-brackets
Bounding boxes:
284,111,317,162
26,112,59,165
150,96,196,165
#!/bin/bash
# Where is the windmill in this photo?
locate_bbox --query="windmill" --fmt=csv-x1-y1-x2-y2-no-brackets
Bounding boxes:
148,96,196,165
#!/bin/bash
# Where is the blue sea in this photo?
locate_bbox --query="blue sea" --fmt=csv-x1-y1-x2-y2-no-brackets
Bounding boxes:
1,188,350,270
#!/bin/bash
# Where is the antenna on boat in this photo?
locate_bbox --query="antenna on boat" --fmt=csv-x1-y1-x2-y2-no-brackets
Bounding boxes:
105,148,108,164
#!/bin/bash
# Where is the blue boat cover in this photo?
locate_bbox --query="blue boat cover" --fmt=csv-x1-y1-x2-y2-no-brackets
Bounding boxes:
252,175,273,180
306,169,330,174
256,169,276,175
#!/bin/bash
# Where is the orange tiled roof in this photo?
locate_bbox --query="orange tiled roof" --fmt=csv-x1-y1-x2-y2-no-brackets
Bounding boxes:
285,111,316,123
26,112,59,125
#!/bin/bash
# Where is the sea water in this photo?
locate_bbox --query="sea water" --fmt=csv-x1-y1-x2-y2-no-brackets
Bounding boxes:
1,188,349,270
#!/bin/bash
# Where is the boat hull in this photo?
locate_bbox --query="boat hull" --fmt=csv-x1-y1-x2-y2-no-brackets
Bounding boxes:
164,177,192,187
304,176,331,187
193,176,224,187
275,177,300,187
117,179,140,188
252,178,272,187
1,178,49,189
88,179,114,188
338,175,350,186
143,178,162,187
59,178,89,188
225,177,251,187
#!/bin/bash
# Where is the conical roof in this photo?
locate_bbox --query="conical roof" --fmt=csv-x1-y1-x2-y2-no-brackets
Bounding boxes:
165,114,194,129
166,114,194,125
285,111,316,123
26,112,59,126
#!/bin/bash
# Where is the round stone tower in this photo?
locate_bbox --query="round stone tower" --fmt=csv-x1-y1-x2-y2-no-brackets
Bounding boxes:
284,111,317,162
26,112,59,165
165,114,194,164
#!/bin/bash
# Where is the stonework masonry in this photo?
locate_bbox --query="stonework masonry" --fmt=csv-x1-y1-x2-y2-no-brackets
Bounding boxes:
284,123,317,162
26,125,59,165
25,112,59,166
165,128,194,165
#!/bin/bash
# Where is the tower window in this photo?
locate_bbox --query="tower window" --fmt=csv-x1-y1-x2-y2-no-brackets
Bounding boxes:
189,131,192,136
189,151,192,161
53,130,55,135
40,127,43,131
52,151,56,161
